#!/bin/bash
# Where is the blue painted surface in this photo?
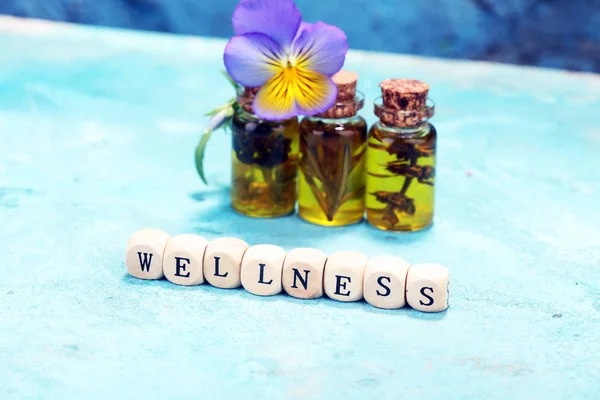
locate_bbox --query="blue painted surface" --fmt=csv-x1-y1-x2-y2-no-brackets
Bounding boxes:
1,0,600,72
1,17,600,399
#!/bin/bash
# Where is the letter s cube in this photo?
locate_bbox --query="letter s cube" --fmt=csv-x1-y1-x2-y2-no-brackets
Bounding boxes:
363,256,410,309
125,229,171,280
406,263,450,312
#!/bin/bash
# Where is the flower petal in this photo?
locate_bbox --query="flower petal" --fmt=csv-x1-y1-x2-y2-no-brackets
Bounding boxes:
253,68,337,120
292,22,348,76
294,21,313,41
292,70,338,116
232,0,302,49
224,32,285,88
253,70,297,120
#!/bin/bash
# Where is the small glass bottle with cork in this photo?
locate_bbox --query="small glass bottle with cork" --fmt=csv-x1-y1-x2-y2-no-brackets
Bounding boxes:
366,79,437,232
230,87,300,218
298,71,368,226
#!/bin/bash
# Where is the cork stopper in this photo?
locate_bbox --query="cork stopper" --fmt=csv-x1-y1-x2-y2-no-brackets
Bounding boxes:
316,71,361,119
333,71,358,101
238,86,259,113
376,79,433,127
380,79,429,111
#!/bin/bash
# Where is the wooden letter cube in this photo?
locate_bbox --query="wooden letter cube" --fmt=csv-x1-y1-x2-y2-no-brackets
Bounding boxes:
282,248,327,299
240,244,286,296
324,251,368,302
125,229,170,280
163,234,209,286
363,256,410,309
406,263,450,312
203,237,249,289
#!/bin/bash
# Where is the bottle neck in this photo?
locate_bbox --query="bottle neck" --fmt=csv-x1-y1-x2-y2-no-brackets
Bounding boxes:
234,108,296,125
315,91,365,120
304,114,364,124
373,97,435,134
235,108,259,120
376,120,432,138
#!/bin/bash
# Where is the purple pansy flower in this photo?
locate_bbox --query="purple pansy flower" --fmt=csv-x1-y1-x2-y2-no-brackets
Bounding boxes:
224,0,348,120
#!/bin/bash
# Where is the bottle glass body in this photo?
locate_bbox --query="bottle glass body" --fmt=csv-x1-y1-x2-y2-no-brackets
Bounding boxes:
230,109,299,218
298,115,367,226
366,121,437,231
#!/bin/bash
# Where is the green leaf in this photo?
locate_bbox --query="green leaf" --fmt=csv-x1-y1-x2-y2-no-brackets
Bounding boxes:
196,71,242,185
203,98,236,117
204,104,226,117
204,108,221,117
222,70,241,90
195,130,213,185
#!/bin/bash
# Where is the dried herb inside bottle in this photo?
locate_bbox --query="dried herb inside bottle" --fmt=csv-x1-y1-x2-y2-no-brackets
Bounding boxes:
366,79,437,232
230,87,299,218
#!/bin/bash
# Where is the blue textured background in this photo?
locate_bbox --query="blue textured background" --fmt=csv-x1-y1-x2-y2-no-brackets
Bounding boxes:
1,0,600,72
1,16,600,399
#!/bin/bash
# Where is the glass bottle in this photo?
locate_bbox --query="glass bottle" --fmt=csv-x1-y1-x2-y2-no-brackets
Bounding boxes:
298,72,367,226
230,87,299,218
366,79,437,231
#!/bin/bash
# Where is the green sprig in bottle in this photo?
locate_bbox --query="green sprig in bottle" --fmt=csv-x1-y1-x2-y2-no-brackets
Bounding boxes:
298,71,367,226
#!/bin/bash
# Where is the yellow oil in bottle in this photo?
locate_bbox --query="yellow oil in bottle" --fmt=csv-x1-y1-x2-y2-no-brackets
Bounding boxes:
366,122,437,231
298,116,367,226
230,110,299,218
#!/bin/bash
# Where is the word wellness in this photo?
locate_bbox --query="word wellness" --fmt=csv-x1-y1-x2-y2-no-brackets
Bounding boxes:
125,229,450,312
